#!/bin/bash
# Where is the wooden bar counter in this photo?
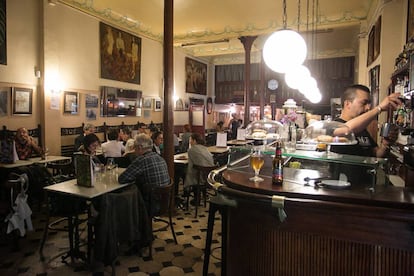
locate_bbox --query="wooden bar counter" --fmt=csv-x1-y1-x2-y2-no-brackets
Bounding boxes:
218,157,414,276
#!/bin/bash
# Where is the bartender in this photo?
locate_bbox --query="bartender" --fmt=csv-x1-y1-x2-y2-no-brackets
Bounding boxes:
330,84,401,157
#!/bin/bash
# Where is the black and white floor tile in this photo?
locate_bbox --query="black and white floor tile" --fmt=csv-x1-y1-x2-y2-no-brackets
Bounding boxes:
0,203,222,276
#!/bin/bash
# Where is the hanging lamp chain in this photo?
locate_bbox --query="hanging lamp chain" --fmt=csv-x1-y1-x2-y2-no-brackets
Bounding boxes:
282,0,287,29
297,0,301,32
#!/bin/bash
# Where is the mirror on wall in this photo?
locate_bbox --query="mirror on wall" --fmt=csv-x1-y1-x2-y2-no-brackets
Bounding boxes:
100,86,142,117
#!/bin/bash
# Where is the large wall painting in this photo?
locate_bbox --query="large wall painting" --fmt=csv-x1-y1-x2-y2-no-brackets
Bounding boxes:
100,22,142,84
185,57,207,95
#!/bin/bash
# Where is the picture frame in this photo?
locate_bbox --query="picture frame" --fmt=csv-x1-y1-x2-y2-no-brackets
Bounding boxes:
100,22,142,84
0,0,6,65
373,16,381,61
63,91,79,114
185,57,207,95
12,87,32,115
367,26,375,66
143,97,152,109
408,0,414,42
369,65,380,112
85,94,99,108
154,99,162,111
0,87,9,116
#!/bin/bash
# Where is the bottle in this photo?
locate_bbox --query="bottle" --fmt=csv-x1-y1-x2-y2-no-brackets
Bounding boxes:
272,141,283,185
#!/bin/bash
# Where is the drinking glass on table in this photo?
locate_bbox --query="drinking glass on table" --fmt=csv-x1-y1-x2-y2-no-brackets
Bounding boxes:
106,158,115,170
250,149,264,182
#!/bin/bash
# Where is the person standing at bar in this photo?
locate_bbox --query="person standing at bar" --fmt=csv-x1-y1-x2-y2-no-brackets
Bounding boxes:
330,84,401,158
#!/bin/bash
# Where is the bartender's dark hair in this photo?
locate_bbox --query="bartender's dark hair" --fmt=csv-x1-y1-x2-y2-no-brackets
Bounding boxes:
341,84,371,107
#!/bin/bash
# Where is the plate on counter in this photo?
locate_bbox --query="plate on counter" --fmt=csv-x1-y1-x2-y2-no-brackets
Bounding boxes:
319,179,351,189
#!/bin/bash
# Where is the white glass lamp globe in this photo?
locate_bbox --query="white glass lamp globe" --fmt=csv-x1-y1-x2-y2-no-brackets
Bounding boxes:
285,65,311,90
306,87,322,103
263,29,307,73
298,76,317,94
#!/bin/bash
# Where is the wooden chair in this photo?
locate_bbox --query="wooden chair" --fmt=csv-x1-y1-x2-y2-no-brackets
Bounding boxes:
147,180,177,258
186,164,218,218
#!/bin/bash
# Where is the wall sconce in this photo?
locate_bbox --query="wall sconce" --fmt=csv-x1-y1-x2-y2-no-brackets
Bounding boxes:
34,67,41,78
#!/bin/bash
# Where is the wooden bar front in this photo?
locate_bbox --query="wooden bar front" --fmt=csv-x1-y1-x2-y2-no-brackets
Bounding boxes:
220,163,414,275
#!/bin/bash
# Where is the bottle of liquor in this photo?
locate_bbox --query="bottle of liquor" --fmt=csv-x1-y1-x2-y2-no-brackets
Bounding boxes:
272,141,283,185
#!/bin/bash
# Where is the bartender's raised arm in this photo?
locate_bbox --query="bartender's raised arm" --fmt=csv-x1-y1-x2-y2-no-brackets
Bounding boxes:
344,92,401,133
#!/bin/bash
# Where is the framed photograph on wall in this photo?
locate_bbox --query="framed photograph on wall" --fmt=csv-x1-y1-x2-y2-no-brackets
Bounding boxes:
154,99,162,111
367,26,375,66
0,0,6,65
373,16,381,61
143,97,152,109
99,22,142,84
185,57,207,95
85,94,99,108
369,65,380,112
64,91,79,114
408,0,414,42
12,87,32,115
0,87,9,116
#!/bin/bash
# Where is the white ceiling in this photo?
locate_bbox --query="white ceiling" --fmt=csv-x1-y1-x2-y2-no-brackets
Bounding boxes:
60,0,373,62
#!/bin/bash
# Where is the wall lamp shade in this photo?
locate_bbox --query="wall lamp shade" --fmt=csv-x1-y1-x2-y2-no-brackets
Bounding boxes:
263,29,307,73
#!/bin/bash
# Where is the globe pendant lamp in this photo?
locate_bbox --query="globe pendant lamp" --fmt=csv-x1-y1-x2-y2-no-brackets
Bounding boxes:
263,0,307,73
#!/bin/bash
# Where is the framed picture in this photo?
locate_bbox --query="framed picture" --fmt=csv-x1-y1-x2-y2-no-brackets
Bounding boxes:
367,26,375,66
12,87,32,115
0,0,6,65
206,97,213,114
373,16,381,61
143,97,152,109
408,0,414,42
86,108,97,120
185,57,207,95
369,65,380,111
0,87,9,116
85,94,99,108
64,91,79,114
154,99,162,111
410,52,414,91
100,22,142,84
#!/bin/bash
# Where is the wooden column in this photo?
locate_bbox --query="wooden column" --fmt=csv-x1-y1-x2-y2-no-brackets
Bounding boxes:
239,36,257,126
163,0,174,178
259,52,265,119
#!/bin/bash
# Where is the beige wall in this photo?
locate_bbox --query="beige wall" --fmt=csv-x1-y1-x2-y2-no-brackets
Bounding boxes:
0,0,409,155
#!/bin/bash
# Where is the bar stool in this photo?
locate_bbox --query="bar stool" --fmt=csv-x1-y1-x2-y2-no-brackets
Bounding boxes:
187,164,218,218
203,193,236,276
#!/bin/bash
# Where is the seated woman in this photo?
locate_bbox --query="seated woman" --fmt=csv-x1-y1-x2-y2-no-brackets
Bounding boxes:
184,133,215,192
77,133,103,166
14,127,42,160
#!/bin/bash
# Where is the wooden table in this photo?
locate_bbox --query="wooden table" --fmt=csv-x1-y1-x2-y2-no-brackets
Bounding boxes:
39,168,130,263
226,139,254,146
0,155,71,168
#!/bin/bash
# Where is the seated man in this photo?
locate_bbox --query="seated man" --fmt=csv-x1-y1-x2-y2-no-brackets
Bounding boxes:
14,127,42,160
118,133,170,213
101,128,125,158
184,133,215,191
74,123,95,152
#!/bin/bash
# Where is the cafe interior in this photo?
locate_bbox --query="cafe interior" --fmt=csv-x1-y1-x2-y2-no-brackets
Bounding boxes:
1,0,414,275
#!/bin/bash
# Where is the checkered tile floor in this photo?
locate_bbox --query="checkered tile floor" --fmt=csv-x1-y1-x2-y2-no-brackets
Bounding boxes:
0,202,222,276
